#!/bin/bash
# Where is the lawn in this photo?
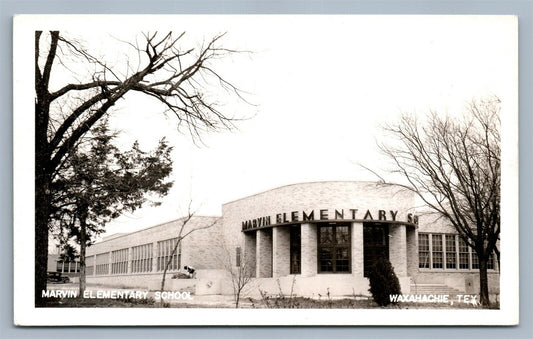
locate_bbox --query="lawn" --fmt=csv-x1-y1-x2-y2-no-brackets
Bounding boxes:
41,295,498,309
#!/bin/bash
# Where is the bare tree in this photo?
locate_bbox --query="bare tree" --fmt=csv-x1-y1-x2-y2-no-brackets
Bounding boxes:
221,241,254,308
35,31,248,305
159,203,219,305
375,96,501,307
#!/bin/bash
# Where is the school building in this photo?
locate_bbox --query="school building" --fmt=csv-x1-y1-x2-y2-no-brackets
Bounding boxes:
83,181,500,297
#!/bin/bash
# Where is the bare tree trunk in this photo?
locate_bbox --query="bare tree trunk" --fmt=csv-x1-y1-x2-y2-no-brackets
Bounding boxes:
160,238,181,306
35,30,54,307
35,131,51,307
160,265,169,294
79,217,87,297
478,255,490,307
34,181,49,307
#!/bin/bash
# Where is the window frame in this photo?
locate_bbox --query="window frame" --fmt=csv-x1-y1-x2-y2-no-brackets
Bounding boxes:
131,243,154,273
418,233,430,269
111,248,129,275
431,234,443,269
95,252,110,276
157,238,181,272
317,222,352,274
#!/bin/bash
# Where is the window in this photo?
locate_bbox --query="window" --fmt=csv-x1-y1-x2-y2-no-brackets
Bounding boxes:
69,262,78,273
132,243,153,273
445,235,456,269
318,223,351,273
95,253,110,275
418,234,430,268
290,226,301,274
419,233,497,271
56,260,79,273
471,251,479,269
432,234,443,269
459,238,469,269
111,248,129,274
157,238,180,271
86,265,94,276
487,253,494,270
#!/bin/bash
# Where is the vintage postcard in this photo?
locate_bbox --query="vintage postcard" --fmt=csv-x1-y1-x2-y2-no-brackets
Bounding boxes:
13,15,518,325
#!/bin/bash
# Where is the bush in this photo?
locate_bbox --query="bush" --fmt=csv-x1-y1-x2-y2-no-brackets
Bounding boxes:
368,258,402,306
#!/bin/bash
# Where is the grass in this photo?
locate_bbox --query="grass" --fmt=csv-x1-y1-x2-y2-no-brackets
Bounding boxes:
41,295,498,309
248,295,498,309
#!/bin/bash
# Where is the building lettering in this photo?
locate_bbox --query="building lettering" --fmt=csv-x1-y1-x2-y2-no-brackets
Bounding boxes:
303,210,314,221
363,210,373,220
241,209,418,230
242,216,271,230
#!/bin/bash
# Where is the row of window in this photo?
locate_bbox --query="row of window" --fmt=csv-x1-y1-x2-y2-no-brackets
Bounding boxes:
56,260,80,273
95,252,110,275
111,248,128,274
86,238,181,276
157,238,180,271
418,233,496,270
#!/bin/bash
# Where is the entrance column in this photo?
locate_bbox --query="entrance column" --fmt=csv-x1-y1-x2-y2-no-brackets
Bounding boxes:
272,227,290,277
301,223,317,277
256,229,272,278
351,222,364,277
389,224,407,276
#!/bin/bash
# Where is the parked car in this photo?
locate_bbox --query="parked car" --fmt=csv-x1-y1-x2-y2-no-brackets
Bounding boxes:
47,272,70,283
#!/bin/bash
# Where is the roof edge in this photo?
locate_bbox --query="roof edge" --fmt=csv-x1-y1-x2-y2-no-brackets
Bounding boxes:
92,215,221,245
222,180,409,206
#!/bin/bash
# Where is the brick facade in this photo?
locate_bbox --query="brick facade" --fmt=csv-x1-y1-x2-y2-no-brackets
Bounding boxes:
351,222,364,276
85,216,224,289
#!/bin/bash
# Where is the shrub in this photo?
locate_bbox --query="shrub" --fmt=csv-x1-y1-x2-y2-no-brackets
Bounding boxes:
368,258,402,306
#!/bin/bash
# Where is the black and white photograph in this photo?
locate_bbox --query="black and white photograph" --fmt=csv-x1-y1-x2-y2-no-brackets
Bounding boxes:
13,14,518,326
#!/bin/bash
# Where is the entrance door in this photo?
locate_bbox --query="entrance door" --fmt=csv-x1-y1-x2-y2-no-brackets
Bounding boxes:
290,226,301,274
363,223,389,277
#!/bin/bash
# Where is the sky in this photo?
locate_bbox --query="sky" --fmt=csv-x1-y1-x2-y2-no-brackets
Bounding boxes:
43,15,517,237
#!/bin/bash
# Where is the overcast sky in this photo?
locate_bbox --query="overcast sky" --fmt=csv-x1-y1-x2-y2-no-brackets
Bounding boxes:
52,15,516,236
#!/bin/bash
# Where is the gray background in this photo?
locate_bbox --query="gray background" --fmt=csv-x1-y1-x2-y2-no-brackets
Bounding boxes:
1,0,531,337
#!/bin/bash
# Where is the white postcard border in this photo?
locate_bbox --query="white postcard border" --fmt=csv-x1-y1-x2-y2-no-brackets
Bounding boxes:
13,14,519,326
